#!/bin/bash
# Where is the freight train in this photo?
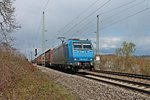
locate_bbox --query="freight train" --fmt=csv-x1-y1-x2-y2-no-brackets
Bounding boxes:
35,39,94,71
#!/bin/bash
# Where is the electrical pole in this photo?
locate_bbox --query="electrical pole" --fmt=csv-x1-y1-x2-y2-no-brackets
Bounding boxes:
95,15,100,68
96,15,100,55
42,11,45,67
30,52,33,62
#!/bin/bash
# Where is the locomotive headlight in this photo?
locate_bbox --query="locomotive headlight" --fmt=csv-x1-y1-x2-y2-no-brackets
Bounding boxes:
90,58,93,61
90,62,93,66
74,58,77,61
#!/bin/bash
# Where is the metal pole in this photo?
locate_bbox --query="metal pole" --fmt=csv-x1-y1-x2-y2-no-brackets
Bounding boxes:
42,11,45,67
96,15,100,55
30,52,33,62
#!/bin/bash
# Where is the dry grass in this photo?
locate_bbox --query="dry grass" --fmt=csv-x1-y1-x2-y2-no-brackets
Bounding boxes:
96,55,150,76
0,48,77,100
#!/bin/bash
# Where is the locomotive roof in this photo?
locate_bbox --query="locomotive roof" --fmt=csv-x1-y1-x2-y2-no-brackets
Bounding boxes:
68,39,91,42
53,39,92,50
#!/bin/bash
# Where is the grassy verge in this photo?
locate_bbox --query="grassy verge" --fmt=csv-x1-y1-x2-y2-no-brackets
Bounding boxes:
11,69,76,100
0,48,77,100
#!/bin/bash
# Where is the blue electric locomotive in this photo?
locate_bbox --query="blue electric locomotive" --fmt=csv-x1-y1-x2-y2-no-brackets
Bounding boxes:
52,39,94,70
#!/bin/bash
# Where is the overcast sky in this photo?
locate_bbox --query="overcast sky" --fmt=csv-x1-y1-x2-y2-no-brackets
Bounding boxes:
13,0,150,59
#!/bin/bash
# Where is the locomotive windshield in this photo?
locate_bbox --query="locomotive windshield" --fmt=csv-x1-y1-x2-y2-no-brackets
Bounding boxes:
73,42,82,50
73,42,92,50
83,43,92,50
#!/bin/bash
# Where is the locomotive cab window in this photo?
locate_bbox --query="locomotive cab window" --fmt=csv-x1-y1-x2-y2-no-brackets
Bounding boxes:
83,43,92,50
73,42,82,50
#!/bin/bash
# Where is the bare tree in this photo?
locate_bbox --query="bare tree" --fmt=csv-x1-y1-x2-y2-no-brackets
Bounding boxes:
115,41,136,72
0,0,19,45
115,42,136,57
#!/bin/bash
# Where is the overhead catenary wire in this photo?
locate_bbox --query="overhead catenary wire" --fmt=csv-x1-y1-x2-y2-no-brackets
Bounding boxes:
101,0,146,24
68,18,96,39
51,0,138,46
101,7,150,30
48,0,102,47
41,0,149,49
43,0,51,12
51,0,139,47
62,0,112,37
71,0,139,38
98,0,137,15
79,0,139,32
74,0,149,39
80,6,150,37
59,0,100,33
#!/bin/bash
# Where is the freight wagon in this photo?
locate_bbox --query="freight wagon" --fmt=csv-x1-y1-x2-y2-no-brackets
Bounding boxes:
45,49,52,66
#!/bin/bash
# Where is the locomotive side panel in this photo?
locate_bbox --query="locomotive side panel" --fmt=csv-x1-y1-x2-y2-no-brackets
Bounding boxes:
52,45,66,65
64,44,70,64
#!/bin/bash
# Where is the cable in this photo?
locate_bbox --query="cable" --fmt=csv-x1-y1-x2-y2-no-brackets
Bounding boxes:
102,0,145,23
47,0,103,47
69,19,96,39
62,0,111,37
102,7,150,30
78,0,139,33
43,0,51,11
98,0,137,15
72,0,138,38
59,0,100,33
47,0,148,48
71,0,146,39
76,0,145,36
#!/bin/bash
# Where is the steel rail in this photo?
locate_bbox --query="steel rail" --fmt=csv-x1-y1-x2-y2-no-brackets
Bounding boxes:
92,70,150,80
76,71,150,94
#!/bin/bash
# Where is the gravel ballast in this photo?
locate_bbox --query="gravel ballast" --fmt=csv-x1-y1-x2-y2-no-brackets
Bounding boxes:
37,65,150,100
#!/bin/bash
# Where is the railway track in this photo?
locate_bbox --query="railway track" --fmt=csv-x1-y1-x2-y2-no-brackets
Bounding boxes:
76,70,150,94
93,70,150,80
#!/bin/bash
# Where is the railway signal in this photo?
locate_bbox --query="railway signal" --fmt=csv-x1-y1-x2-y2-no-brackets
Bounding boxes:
35,49,37,56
